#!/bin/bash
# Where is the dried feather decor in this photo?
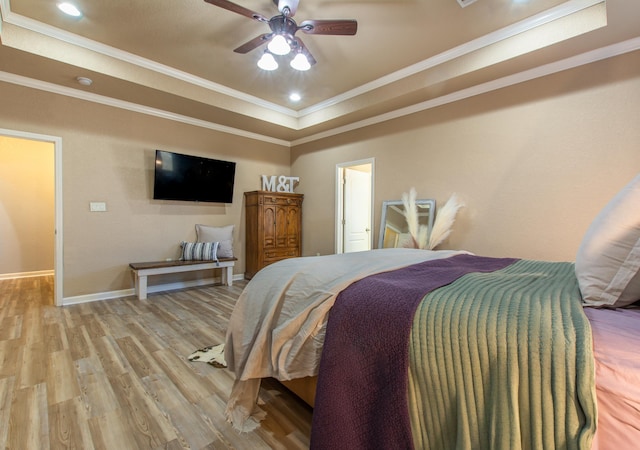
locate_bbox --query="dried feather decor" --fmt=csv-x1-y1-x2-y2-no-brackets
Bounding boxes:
401,188,421,248
428,193,464,249
401,188,464,250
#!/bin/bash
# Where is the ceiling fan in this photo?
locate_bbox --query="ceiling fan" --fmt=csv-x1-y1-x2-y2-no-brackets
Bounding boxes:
204,0,358,71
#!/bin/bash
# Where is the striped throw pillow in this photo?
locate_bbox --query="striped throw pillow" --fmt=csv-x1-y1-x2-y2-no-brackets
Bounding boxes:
180,241,219,261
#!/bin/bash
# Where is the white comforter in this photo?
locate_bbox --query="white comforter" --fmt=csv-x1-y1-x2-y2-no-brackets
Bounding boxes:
224,248,467,430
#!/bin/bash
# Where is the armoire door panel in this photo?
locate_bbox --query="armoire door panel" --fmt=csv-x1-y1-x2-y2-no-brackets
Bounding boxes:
263,206,276,248
286,206,300,247
275,206,288,247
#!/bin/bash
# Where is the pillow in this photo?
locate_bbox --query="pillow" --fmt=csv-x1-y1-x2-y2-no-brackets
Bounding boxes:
196,224,234,258
575,174,640,307
180,241,219,261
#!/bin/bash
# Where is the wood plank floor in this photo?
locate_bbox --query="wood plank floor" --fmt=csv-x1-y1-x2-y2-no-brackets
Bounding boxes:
0,276,312,449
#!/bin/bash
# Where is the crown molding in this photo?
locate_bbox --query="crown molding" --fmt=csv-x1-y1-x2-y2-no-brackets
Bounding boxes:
297,0,604,117
2,35,638,148
1,0,603,121
291,36,640,146
2,35,638,147
1,0,636,147
0,70,291,146
0,0,298,118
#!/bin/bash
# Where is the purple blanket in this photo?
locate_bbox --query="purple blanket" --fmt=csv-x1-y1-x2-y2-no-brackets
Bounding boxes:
310,254,517,450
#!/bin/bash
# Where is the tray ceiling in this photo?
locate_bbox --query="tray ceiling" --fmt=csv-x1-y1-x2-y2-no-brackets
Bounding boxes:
1,0,639,144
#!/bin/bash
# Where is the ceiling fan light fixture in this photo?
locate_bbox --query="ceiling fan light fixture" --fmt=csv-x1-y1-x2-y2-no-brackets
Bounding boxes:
267,34,291,55
257,52,278,70
204,0,357,72
290,52,311,71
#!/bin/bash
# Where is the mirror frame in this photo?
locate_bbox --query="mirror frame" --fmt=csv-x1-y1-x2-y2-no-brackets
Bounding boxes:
378,199,436,249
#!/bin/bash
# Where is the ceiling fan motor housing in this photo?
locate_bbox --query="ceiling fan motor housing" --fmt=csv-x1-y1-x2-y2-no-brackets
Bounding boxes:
269,15,298,42
275,0,299,16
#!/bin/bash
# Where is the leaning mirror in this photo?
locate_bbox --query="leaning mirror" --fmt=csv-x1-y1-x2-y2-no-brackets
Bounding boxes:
378,199,436,249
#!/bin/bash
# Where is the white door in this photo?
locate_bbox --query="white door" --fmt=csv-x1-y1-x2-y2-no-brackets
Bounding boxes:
343,168,372,253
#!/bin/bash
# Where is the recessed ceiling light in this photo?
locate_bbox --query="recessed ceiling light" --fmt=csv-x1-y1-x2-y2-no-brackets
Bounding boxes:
289,93,301,102
57,2,82,17
76,76,93,86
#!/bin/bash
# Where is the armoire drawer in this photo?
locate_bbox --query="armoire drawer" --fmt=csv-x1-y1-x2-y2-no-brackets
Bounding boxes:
264,249,299,260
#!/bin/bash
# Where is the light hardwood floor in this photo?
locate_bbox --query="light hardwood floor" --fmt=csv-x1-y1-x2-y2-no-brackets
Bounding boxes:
0,276,312,449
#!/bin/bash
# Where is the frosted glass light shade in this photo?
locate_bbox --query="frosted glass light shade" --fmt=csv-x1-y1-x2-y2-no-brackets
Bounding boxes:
290,53,311,71
257,52,278,70
268,35,291,55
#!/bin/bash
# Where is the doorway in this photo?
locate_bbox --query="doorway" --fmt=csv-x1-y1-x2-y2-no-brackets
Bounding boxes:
0,128,63,306
335,158,374,254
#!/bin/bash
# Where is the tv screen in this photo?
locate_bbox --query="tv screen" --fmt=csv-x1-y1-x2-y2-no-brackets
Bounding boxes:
153,150,236,203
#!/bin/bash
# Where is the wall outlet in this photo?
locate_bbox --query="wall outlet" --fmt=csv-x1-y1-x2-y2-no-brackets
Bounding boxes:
89,202,107,212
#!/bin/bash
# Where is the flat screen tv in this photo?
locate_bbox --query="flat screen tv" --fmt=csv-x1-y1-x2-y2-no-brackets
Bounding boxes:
153,150,236,203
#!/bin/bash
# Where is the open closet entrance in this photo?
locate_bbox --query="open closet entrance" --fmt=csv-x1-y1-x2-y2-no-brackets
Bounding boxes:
0,128,63,306
335,158,374,254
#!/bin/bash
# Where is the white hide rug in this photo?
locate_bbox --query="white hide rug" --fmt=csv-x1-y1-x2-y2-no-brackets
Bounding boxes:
187,343,227,368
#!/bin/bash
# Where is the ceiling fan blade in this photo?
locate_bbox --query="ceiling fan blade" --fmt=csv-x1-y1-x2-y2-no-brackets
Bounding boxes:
293,37,317,66
233,33,272,53
204,0,268,22
299,19,358,36
276,0,299,17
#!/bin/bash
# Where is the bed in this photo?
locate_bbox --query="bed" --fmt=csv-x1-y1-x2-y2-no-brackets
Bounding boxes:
223,175,640,449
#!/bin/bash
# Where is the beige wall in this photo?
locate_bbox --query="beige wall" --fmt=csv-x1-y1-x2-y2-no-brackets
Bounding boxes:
292,50,640,261
1,49,638,299
0,136,55,275
0,82,290,298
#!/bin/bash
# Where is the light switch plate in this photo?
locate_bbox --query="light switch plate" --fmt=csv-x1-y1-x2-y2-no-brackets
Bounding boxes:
90,202,107,212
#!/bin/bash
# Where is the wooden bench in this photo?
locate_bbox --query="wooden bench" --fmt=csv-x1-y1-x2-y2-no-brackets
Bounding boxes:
129,258,237,300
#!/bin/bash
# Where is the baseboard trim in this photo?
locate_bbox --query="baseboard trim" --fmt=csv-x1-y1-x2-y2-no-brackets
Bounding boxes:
62,274,244,305
0,269,54,280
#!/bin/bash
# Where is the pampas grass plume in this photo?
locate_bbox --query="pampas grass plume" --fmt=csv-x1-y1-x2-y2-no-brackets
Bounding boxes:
401,188,420,248
417,224,429,250
428,193,464,250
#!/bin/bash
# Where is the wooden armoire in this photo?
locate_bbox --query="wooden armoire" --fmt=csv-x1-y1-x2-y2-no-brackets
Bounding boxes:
244,190,303,279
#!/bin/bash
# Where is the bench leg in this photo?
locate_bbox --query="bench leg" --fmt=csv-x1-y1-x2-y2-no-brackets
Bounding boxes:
225,266,233,286
136,274,148,300
133,272,140,298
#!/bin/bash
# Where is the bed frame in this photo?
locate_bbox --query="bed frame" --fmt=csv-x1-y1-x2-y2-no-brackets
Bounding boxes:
280,376,317,407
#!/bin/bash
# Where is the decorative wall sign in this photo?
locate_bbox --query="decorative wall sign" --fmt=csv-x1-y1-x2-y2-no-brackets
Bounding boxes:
261,175,300,193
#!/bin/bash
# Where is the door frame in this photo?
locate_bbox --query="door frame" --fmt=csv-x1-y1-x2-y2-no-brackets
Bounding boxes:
335,158,375,254
0,127,63,306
